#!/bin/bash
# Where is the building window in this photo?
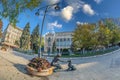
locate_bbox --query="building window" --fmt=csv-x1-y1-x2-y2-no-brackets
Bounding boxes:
60,38,62,42
67,38,70,41
56,38,59,42
64,38,66,41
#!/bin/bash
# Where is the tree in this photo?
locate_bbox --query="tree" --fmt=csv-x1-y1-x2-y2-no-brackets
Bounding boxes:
0,0,42,26
52,41,56,54
105,19,115,30
72,22,118,52
110,27,120,45
20,23,30,50
70,42,76,52
97,23,111,47
31,24,40,54
73,24,96,52
105,19,120,45
15,40,20,47
0,19,3,38
41,37,44,48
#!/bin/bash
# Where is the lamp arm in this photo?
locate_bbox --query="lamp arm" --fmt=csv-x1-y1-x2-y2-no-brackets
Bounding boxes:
37,2,60,12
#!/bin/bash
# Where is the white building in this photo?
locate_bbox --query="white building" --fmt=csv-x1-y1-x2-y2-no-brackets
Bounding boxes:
44,32,73,53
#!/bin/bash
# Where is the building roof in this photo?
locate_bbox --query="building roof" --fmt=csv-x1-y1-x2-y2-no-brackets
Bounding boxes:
14,26,23,31
45,31,73,35
55,31,73,33
5,23,23,32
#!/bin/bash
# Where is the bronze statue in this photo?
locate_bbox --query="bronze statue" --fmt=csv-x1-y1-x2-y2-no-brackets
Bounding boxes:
67,60,76,71
51,54,63,72
51,54,76,72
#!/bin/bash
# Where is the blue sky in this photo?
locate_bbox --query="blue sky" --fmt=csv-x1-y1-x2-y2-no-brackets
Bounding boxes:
1,0,120,35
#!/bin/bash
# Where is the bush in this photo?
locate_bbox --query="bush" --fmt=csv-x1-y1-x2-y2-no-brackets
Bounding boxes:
62,49,69,55
62,49,68,52
13,48,34,55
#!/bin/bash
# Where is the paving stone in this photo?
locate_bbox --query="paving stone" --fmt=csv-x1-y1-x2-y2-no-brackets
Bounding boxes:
0,49,120,80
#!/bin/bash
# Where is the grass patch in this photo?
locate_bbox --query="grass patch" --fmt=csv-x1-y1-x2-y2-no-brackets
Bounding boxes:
60,47,119,58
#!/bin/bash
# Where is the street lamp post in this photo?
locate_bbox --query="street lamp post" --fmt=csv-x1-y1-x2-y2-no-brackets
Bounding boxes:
39,6,48,58
35,3,60,58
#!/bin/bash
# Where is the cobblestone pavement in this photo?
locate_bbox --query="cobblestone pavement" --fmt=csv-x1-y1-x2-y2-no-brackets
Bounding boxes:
0,49,120,80
0,51,48,80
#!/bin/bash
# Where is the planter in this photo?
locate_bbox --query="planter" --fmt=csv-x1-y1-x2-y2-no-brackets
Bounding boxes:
26,66,54,76
1,46,7,51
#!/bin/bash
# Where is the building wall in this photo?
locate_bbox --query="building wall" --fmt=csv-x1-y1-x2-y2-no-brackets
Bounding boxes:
44,32,73,53
44,33,55,53
1,24,23,48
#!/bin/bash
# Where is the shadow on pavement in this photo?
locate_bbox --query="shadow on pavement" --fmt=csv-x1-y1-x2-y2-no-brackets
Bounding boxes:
14,63,49,80
13,64,27,74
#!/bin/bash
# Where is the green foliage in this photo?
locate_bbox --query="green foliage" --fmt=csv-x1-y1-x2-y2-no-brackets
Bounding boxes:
70,42,76,51
73,21,120,51
52,41,56,53
0,0,42,26
62,48,69,56
41,37,44,48
31,24,40,54
110,27,120,45
0,19,3,38
105,19,116,30
97,24,111,46
62,48,69,52
73,24,96,50
20,22,30,50
15,40,20,46
61,47,119,58
105,19,120,45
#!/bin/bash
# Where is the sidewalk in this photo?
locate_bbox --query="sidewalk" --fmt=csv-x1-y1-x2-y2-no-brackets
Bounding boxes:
0,49,120,80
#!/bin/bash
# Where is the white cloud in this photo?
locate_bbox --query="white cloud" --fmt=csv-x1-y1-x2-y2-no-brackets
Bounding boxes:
65,0,84,13
76,21,81,25
61,0,84,21
46,0,96,21
47,0,84,21
76,21,88,25
61,6,73,21
83,4,95,15
94,0,102,4
48,0,60,4
47,21,62,30
61,0,95,21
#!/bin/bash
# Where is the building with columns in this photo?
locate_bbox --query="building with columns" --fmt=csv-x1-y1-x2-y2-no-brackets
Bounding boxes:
44,32,73,53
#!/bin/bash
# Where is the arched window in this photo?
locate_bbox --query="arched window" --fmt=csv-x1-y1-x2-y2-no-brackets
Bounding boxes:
48,37,51,46
64,38,66,41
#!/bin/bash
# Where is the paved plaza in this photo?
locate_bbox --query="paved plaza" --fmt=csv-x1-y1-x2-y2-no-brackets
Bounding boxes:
0,49,120,80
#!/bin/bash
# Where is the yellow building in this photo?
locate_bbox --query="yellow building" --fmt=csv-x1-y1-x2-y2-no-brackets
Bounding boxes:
1,24,23,49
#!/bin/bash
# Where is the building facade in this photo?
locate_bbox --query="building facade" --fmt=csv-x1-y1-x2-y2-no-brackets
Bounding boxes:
44,32,73,53
1,24,23,48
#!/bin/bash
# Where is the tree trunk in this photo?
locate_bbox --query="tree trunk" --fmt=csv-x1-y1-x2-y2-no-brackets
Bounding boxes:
82,48,85,54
